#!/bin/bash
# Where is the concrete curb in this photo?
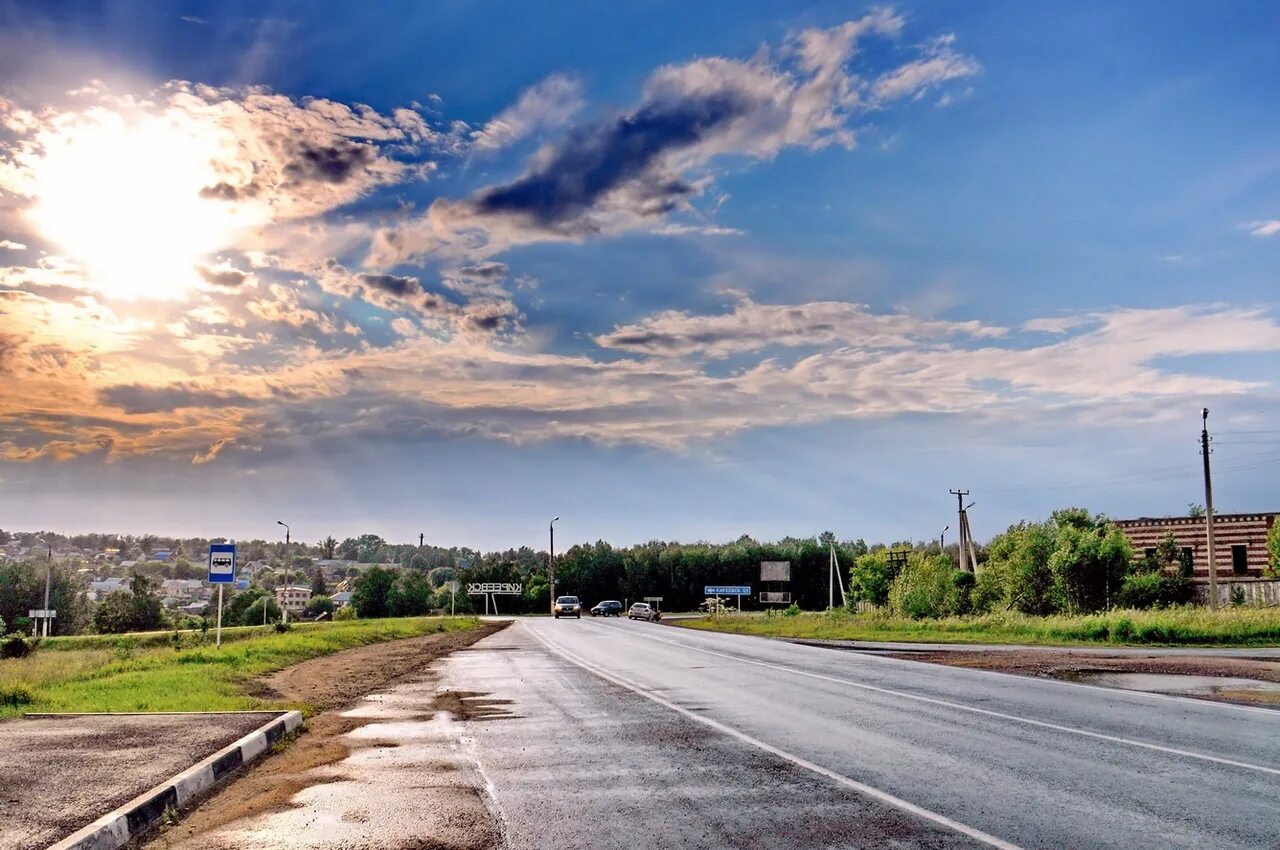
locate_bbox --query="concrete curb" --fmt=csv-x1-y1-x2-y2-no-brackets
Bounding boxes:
47,710,304,850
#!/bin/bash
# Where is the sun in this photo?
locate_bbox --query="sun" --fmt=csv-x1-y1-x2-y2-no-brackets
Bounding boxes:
23,107,260,300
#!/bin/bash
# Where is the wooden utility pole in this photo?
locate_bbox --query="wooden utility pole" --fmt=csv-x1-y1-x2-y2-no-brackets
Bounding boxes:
950,489,971,573
1201,408,1218,610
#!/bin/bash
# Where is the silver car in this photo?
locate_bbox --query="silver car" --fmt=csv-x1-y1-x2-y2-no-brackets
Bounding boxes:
554,595,581,619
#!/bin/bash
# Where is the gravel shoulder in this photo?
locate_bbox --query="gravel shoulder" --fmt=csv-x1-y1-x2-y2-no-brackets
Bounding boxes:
0,712,280,850
876,647,1280,706
140,620,508,850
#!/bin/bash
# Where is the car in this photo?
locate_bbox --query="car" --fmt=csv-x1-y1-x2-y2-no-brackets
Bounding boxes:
554,595,582,618
591,600,623,617
628,602,661,622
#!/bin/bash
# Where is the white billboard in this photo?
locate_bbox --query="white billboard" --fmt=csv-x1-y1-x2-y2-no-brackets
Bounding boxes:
760,561,791,582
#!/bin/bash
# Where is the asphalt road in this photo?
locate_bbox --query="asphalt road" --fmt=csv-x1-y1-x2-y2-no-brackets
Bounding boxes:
448,617,1280,849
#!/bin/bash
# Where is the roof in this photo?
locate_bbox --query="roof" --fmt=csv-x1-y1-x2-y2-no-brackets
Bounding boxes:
1116,512,1279,527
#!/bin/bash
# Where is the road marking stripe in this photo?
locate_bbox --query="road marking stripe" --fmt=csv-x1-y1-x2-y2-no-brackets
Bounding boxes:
599,622,1280,778
527,624,1021,850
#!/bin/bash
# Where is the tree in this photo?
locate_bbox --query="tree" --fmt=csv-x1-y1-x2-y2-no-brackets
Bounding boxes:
309,567,327,597
304,595,335,618
242,596,282,625
224,588,266,624
0,560,90,635
93,572,164,634
352,567,396,618
389,570,433,616
848,551,894,606
1047,511,1131,613
887,552,968,618
1187,503,1206,519
320,536,338,559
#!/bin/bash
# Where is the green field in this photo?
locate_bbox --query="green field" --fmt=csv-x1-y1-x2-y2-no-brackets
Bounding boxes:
676,608,1280,647
0,617,484,717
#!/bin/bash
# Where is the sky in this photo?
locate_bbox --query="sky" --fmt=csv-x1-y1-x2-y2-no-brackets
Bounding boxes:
0,1,1279,550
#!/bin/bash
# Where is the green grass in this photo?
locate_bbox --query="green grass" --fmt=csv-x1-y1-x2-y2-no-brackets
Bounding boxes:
0,617,484,717
676,607,1280,647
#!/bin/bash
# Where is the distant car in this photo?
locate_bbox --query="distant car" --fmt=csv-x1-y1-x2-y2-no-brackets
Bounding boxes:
628,602,661,622
591,600,623,617
554,596,582,619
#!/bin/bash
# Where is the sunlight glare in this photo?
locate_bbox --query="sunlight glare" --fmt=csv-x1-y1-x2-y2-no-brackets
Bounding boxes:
23,108,262,300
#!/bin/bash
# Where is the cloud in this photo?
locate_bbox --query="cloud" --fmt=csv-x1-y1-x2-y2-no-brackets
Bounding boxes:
596,297,1004,358
100,384,260,414
371,12,979,263
355,272,421,298
1247,220,1280,237
196,262,256,289
471,74,584,151
0,240,26,251
192,437,234,464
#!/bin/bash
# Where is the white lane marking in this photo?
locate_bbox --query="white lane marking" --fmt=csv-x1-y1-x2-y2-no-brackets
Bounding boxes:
527,623,1020,850
581,620,1280,778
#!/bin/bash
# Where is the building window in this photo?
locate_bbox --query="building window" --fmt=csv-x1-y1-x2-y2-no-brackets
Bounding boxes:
1144,547,1156,562
1180,548,1194,573
1232,545,1248,575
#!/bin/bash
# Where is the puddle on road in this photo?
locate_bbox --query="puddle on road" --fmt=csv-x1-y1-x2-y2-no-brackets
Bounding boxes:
1062,671,1280,701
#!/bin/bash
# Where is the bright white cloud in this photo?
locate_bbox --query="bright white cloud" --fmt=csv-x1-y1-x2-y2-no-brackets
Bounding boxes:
471,74,584,151
1247,220,1280,237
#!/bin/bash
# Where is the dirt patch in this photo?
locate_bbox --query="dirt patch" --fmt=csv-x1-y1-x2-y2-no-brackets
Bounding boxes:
886,648,1280,707
140,621,507,849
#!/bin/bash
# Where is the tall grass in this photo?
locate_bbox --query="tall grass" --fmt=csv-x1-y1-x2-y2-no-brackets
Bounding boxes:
678,607,1280,646
0,617,483,717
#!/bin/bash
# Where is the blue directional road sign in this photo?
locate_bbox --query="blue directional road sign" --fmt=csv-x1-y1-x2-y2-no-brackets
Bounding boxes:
704,585,751,596
208,543,237,584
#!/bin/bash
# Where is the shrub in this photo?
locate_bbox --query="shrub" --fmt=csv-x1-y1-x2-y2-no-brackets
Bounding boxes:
1,635,32,659
888,553,967,619
782,603,801,617
1231,587,1247,608
1116,572,1166,609
333,605,356,621
848,553,894,606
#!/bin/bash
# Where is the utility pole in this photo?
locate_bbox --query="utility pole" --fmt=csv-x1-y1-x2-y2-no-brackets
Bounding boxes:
277,521,291,624
419,532,424,548
43,540,52,637
1201,408,1219,610
950,490,970,573
549,517,560,616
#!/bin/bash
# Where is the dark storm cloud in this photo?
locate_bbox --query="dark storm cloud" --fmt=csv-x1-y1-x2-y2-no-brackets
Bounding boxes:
196,264,253,288
283,140,376,185
100,384,258,414
472,93,748,227
454,262,509,281
198,179,261,201
356,272,420,298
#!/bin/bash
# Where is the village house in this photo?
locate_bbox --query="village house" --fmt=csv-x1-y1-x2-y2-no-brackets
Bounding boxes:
275,585,312,615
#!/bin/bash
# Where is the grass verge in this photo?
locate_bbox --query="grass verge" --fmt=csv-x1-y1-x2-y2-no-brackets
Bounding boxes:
0,616,484,717
675,608,1280,647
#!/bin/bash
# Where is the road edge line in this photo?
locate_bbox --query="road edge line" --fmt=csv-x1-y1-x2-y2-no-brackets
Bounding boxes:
47,709,303,850
526,624,1021,850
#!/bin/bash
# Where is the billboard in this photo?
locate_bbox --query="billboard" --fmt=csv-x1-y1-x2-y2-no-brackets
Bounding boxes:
760,561,791,582
760,591,792,604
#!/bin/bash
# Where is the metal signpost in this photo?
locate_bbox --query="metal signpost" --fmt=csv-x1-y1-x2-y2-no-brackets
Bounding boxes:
643,596,663,612
208,543,237,647
704,585,751,613
28,608,56,636
467,582,522,616
447,580,461,616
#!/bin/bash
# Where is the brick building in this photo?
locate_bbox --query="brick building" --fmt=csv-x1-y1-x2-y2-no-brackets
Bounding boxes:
1114,512,1277,580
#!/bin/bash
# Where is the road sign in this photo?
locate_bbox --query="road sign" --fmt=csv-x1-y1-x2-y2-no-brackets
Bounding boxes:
28,609,56,618
208,544,237,584
760,561,791,582
446,580,461,594
704,585,751,596
466,582,522,595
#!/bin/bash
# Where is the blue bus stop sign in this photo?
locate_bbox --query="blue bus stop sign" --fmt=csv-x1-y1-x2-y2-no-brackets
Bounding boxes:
208,544,237,584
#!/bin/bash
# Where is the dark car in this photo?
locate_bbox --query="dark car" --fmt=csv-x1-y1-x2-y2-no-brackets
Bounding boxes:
591,600,623,617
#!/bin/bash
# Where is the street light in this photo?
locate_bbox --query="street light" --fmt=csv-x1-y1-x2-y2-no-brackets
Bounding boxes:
36,537,51,637
549,517,560,616
941,525,949,551
277,521,290,624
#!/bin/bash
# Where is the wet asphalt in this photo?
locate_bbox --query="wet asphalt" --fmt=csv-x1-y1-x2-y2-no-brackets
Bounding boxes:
195,619,1280,849
453,618,1280,849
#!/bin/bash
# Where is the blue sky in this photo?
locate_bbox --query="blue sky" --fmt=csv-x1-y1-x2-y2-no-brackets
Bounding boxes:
0,1,1278,550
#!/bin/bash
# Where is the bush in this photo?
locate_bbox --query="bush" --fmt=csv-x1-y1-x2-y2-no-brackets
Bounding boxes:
782,603,801,617
1231,587,1247,608
1116,572,1166,609
333,606,356,621
888,553,967,619
1,635,32,659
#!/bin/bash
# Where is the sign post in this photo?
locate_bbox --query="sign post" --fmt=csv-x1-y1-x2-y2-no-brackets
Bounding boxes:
28,609,56,636
208,543,237,647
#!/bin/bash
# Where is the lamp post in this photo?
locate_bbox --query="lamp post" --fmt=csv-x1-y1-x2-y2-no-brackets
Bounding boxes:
36,538,51,637
941,525,949,553
277,521,290,624
549,517,560,616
